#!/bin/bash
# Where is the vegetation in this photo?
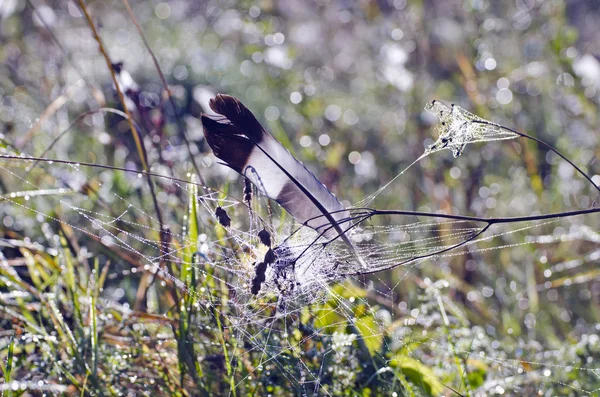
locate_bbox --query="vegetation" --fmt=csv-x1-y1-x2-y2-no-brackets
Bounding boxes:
1,1,599,396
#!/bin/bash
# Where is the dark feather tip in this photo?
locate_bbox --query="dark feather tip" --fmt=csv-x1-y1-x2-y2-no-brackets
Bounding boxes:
202,115,254,173
209,94,264,142
111,62,123,73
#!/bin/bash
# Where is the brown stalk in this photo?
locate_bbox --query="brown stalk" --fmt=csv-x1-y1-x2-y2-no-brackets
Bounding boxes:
121,0,206,186
77,0,169,276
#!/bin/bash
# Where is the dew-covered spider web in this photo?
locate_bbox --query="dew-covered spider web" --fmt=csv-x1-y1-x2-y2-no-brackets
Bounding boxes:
1,102,599,396
359,100,520,208
423,100,519,158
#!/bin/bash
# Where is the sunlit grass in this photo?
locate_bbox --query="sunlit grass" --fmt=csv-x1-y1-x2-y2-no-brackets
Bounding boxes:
2,0,600,396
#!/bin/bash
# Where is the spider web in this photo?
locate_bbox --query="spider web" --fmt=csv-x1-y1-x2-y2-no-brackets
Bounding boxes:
423,100,519,158
358,100,519,208
1,1,598,393
1,113,599,395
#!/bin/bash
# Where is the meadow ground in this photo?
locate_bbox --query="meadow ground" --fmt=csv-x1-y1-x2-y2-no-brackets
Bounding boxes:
1,1,600,396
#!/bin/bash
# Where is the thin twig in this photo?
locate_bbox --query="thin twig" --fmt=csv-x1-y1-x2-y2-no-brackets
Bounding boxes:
244,132,366,266
1,155,222,197
24,108,136,177
362,207,600,225
5,154,599,228
121,0,205,185
471,120,600,195
77,1,147,171
27,0,89,81
348,224,490,276
77,0,167,266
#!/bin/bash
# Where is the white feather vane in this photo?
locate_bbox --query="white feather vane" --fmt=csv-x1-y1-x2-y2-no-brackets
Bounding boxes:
201,94,350,240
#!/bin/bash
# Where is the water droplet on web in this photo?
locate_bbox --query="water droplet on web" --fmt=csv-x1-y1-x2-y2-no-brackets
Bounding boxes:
424,100,518,158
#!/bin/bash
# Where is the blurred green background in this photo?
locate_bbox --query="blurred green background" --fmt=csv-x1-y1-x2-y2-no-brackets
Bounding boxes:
1,0,599,396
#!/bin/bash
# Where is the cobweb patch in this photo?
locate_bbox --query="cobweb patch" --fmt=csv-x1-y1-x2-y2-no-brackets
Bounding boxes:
425,100,519,157
1,114,599,396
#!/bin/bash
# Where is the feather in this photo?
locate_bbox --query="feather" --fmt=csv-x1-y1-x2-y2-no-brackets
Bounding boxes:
201,94,350,240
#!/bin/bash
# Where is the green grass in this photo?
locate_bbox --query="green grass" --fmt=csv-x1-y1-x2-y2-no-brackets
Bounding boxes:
2,1,600,396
